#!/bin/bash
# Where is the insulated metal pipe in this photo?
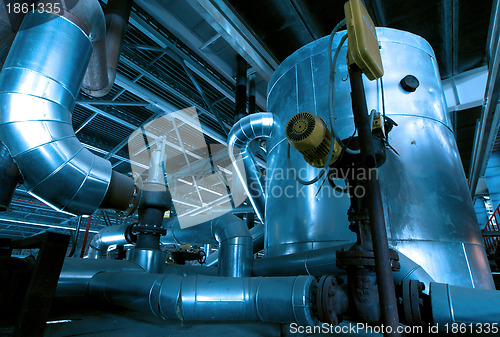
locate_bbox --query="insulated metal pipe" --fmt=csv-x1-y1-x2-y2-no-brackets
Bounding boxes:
86,224,136,259
55,258,219,300
0,6,135,215
253,244,352,277
205,222,265,267
162,214,252,277
392,253,435,292
228,113,275,222
55,258,145,299
89,272,318,325
430,282,500,330
253,246,435,287
54,0,109,96
82,0,133,97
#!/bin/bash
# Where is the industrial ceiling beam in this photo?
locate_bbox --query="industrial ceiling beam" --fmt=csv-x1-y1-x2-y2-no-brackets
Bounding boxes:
127,11,243,107
365,0,387,27
78,103,139,130
119,55,233,135
77,100,150,107
289,0,323,40
186,0,279,82
441,0,459,78
115,72,228,145
469,0,500,198
442,66,487,112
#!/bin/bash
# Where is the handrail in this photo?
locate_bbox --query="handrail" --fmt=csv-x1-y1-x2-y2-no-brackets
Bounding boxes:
483,202,500,255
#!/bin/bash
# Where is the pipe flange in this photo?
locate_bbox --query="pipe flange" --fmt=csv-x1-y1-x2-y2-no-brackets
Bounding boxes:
315,275,340,325
118,172,142,218
133,225,166,236
337,249,400,271
399,279,425,325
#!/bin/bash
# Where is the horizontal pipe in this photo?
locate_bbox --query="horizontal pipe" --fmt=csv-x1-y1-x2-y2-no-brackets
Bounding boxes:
253,244,353,277
55,258,145,299
430,282,500,331
86,224,136,259
228,113,275,222
89,272,318,325
253,246,435,289
54,258,217,299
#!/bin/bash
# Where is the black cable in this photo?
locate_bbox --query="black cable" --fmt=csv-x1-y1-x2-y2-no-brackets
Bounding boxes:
68,216,83,257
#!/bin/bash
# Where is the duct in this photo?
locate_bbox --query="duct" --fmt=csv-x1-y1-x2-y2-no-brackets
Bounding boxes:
252,246,434,288
55,258,145,299
430,282,500,330
54,258,217,299
253,244,353,277
66,0,108,96
89,272,318,325
206,222,265,267
162,214,252,277
86,224,136,259
0,6,135,215
228,113,275,223
81,0,133,97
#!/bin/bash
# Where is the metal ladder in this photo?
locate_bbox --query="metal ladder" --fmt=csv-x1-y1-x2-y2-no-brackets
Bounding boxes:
483,203,500,256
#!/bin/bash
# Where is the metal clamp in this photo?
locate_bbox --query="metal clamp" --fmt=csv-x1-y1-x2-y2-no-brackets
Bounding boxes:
118,172,142,217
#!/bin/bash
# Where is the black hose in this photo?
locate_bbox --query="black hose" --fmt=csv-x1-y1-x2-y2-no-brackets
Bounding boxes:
68,216,83,257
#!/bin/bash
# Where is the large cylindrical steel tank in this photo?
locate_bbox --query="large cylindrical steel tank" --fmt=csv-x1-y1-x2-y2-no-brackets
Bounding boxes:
266,28,494,289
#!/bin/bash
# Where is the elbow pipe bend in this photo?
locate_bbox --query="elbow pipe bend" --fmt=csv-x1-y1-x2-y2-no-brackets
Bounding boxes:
161,214,252,277
162,213,251,246
0,5,134,215
228,113,275,223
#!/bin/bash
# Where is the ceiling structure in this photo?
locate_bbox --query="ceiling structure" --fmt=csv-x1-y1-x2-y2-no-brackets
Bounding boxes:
1,0,498,243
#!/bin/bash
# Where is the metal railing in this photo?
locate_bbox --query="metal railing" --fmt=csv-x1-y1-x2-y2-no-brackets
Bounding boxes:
483,203,500,254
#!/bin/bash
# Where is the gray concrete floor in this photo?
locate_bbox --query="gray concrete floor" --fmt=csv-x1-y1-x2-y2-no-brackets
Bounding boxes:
43,307,281,337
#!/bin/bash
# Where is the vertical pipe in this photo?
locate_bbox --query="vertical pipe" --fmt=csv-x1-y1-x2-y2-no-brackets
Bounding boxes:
81,0,133,97
248,74,256,115
80,215,93,258
235,55,248,123
348,65,400,335
246,73,257,228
